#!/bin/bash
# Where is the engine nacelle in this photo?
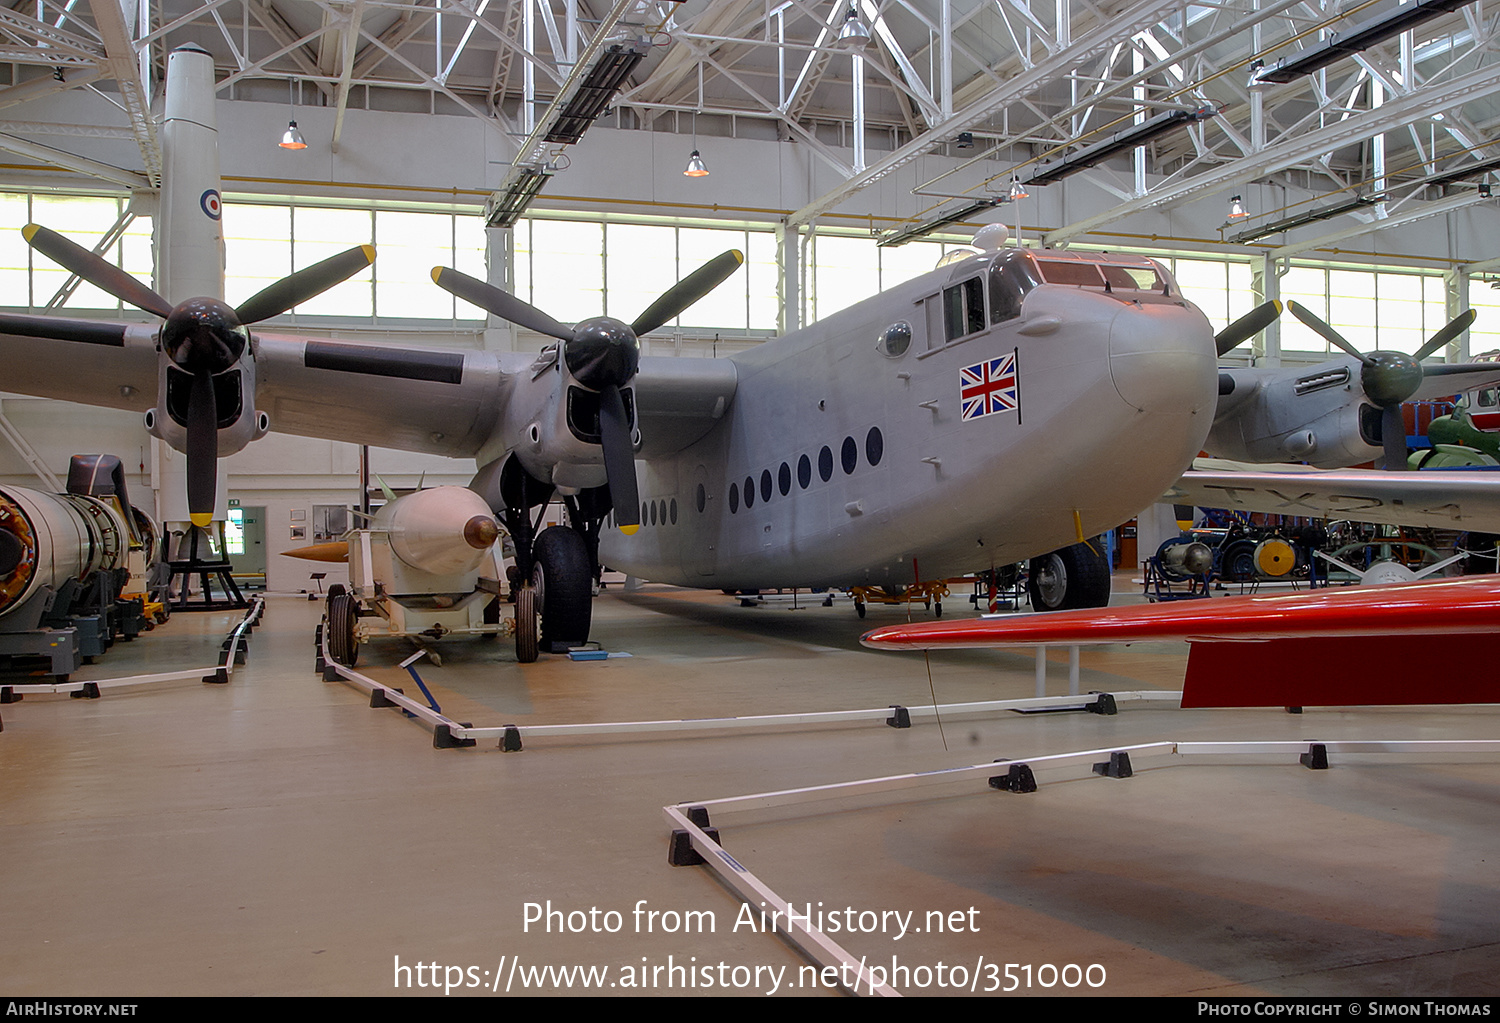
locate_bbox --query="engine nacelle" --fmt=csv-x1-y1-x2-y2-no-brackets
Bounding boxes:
1208,361,1380,468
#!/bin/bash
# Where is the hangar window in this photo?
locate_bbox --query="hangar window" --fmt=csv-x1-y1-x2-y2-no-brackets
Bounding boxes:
797,455,812,489
841,436,858,474
819,446,834,482
729,483,739,513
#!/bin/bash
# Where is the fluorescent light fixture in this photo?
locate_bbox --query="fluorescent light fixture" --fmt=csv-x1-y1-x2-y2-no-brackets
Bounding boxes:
1424,152,1500,188
877,198,1004,248
1023,106,1215,187
1229,194,1380,243
487,166,553,228
544,44,647,145
1252,0,1475,84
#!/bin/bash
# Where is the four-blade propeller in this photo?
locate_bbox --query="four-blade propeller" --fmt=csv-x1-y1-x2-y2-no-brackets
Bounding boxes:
1287,300,1477,469
23,223,374,525
432,250,744,529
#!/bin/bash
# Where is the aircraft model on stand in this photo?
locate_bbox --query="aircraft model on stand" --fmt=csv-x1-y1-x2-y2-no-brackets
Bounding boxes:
0,45,1241,663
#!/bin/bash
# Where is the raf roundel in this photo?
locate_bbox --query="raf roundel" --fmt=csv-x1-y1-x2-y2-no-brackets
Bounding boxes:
199,189,222,220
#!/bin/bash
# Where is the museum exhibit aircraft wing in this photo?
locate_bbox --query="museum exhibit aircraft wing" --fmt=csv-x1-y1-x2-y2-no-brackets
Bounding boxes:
1166,457,1500,533
861,576,1500,708
1208,302,1500,469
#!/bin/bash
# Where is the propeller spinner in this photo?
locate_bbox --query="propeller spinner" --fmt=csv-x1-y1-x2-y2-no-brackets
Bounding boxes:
431,250,744,530
1287,300,1477,469
23,223,375,524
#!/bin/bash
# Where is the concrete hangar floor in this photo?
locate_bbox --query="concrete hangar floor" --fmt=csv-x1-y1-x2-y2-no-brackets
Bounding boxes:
1,572,1497,999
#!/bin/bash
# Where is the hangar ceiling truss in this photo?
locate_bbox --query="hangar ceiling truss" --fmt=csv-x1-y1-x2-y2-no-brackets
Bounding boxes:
1,0,1497,247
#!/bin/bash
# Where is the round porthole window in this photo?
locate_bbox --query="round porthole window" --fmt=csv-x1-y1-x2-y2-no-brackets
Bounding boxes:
877,320,913,358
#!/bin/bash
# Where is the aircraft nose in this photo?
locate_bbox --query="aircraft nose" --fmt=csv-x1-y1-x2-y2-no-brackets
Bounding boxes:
1108,302,1217,415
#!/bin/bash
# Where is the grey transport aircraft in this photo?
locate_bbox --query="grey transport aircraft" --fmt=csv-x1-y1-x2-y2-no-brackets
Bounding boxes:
0,45,1250,663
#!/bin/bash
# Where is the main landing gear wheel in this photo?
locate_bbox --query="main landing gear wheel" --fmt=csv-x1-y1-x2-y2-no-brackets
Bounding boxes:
533,526,593,653
1027,541,1111,612
514,584,538,663
327,591,359,666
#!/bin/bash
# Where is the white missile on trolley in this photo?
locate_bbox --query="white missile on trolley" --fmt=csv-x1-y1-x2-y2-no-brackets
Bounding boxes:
282,487,508,665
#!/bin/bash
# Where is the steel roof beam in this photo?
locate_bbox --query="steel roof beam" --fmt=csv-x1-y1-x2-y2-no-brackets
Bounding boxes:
1046,61,1500,245
789,0,1188,227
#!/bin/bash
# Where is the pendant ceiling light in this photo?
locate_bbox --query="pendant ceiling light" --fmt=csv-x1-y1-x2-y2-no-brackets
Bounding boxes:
836,3,871,49
278,79,306,150
683,111,708,177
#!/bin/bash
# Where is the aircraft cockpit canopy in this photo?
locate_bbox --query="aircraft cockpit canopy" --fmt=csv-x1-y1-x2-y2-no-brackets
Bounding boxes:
937,249,1181,348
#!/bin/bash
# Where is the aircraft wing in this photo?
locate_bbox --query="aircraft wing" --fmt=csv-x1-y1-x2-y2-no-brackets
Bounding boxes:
252,333,511,457
0,314,158,413
632,355,738,458
1166,457,1500,533
861,577,1500,707
0,315,515,459
1413,362,1500,401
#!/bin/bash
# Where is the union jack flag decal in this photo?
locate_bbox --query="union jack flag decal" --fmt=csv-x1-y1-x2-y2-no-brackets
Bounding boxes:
959,352,1019,422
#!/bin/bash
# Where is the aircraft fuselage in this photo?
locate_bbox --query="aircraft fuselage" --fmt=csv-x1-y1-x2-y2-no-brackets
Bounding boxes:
599,246,1219,588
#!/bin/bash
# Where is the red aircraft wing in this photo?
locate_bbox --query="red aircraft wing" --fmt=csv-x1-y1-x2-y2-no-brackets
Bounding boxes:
860,577,1500,707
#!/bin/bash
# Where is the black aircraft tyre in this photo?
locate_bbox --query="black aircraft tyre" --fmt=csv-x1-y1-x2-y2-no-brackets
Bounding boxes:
327,591,359,667
514,584,538,663
1219,539,1257,583
1027,541,1111,611
533,526,594,652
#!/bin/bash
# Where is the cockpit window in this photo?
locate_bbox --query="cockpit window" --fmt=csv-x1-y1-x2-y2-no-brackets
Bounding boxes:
1036,260,1105,287
1102,264,1164,291
989,250,1042,324
943,277,985,341
1036,258,1165,294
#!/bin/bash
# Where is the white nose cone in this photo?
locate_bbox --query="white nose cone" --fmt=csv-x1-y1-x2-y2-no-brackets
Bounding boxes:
378,487,501,576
